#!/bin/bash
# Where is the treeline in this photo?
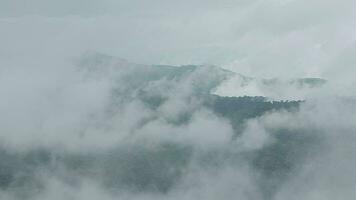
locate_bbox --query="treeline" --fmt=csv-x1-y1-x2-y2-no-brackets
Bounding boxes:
206,95,302,133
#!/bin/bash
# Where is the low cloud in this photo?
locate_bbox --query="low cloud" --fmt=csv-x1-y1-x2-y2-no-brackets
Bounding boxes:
1,0,356,199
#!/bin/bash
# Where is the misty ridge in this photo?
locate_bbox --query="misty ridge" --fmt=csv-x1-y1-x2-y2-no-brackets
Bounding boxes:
0,51,355,200
1,0,356,200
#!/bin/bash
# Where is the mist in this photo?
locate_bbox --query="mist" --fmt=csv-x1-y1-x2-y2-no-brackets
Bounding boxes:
1,0,356,199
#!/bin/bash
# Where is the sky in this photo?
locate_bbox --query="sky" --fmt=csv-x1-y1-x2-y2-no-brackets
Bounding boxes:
1,0,356,84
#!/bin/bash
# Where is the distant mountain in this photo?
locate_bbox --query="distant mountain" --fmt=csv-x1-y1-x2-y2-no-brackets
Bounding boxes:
212,73,327,101
76,52,326,101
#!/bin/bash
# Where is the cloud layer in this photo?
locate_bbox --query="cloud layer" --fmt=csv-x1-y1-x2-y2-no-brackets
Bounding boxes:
1,1,356,199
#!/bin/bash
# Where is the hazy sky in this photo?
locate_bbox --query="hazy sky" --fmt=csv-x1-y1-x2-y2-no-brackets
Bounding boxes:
1,0,356,85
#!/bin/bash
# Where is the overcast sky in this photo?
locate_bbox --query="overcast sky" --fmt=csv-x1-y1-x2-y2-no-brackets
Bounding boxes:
1,0,356,88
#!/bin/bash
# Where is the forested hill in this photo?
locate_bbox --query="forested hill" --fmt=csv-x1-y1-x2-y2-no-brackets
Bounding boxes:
205,95,302,133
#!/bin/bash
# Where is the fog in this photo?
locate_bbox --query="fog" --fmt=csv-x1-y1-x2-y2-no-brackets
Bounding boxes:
1,0,356,199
